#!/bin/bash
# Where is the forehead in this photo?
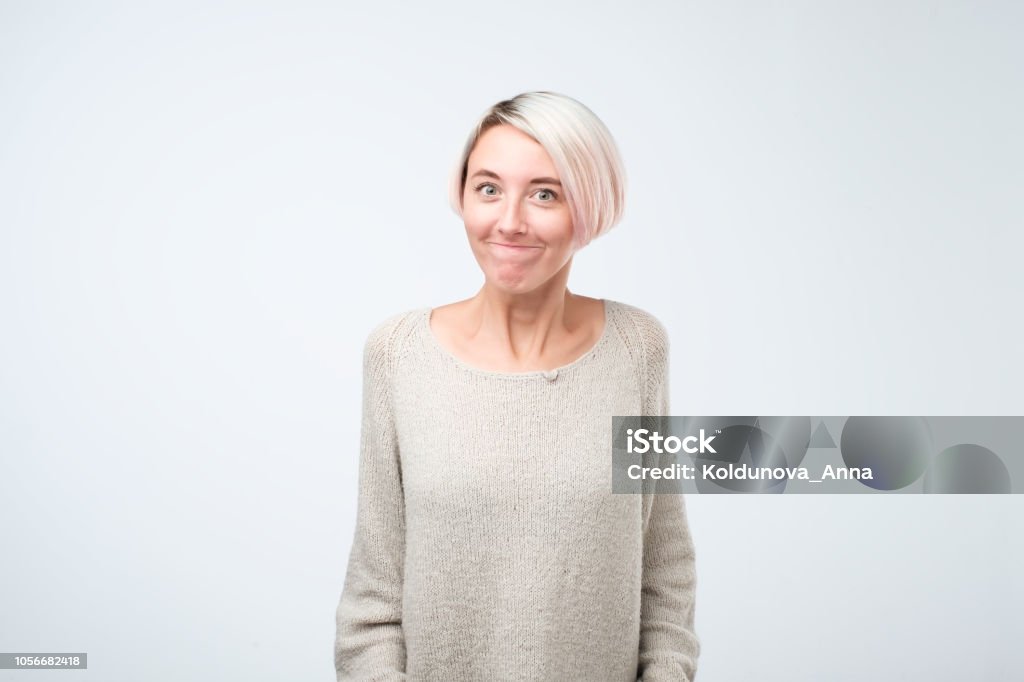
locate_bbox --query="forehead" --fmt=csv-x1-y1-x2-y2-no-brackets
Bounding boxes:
467,125,559,178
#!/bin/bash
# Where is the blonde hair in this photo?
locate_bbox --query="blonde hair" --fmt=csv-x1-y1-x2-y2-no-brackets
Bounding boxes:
448,91,626,249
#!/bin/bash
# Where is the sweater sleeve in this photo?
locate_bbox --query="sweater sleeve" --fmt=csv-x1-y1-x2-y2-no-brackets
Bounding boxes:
636,314,701,682
335,318,408,680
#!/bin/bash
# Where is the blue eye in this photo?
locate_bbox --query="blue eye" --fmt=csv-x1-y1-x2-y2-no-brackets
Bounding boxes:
472,183,558,202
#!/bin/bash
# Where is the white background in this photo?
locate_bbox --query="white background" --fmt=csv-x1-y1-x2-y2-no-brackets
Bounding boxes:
1,1,1021,680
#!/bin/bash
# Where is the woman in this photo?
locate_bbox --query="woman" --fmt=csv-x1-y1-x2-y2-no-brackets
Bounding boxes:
335,91,700,681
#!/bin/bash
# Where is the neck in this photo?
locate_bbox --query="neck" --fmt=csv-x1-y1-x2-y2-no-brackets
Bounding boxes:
467,276,581,363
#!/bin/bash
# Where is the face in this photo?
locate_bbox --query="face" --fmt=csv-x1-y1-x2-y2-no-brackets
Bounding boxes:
461,124,577,295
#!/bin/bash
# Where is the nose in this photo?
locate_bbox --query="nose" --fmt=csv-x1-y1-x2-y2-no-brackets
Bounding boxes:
496,198,526,236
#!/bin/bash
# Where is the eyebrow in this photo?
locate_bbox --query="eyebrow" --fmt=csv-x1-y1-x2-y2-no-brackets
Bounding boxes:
469,169,562,186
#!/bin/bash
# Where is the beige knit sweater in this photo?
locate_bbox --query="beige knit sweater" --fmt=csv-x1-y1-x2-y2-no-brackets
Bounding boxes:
335,298,699,681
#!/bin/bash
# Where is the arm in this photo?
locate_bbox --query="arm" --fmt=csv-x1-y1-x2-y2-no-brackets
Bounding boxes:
335,320,407,681
636,314,700,681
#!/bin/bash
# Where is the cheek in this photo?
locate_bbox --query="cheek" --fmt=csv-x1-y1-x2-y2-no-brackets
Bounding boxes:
462,203,493,233
461,212,486,238
534,211,575,246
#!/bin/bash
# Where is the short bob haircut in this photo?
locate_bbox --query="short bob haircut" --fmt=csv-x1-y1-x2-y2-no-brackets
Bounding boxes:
448,91,626,250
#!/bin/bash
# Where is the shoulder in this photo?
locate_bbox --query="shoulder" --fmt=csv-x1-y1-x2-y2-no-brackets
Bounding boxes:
362,307,424,373
608,299,670,366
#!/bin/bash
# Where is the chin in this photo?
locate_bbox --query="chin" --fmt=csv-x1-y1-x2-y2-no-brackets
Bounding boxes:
484,271,540,294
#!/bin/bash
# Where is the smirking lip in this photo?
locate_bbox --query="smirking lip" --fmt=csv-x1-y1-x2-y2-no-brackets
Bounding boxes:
490,242,541,257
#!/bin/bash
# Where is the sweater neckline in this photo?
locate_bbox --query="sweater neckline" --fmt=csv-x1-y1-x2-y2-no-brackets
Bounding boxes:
420,298,613,380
